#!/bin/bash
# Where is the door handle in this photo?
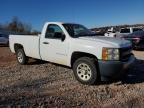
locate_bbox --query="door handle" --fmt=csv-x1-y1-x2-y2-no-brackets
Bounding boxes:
43,42,49,44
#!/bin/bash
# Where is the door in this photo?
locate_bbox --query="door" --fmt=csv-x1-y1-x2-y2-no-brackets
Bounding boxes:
40,24,69,65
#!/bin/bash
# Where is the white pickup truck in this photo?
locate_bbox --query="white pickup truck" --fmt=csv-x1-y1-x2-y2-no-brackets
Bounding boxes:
9,22,135,85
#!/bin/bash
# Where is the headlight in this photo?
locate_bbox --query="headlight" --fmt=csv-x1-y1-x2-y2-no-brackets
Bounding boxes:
102,48,119,60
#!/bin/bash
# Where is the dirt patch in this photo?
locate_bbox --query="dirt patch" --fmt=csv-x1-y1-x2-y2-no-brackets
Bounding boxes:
0,47,16,66
0,47,144,107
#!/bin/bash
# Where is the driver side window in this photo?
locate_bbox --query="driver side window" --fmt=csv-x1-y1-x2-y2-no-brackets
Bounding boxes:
45,24,64,39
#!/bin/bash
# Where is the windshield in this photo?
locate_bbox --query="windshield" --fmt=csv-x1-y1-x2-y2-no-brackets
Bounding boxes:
63,24,96,38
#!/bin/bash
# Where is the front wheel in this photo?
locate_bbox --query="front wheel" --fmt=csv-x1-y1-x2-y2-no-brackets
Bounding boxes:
16,49,28,65
73,57,99,85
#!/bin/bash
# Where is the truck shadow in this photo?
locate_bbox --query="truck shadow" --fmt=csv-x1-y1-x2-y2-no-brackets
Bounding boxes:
133,48,144,51
27,58,144,85
27,59,48,65
99,59,144,85
121,59,144,84
27,59,71,69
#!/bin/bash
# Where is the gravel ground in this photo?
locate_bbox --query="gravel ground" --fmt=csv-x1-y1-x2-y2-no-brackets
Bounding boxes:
0,47,144,108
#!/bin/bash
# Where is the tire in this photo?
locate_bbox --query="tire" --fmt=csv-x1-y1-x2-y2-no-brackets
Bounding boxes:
16,49,28,65
73,57,99,85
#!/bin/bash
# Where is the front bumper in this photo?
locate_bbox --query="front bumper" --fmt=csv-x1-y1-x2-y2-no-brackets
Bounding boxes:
98,55,135,81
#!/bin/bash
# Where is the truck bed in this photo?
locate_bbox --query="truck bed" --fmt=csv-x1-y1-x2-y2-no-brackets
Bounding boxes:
9,35,41,59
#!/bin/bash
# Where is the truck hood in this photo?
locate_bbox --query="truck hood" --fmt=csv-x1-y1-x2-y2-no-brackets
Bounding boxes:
78,36,131,48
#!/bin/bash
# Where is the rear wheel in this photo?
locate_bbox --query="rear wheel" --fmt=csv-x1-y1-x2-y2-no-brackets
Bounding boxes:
16,49,28,65
73,57,99,85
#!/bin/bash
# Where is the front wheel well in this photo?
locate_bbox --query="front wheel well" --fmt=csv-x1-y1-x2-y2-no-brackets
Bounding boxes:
71,52,98,67
14,44,24,52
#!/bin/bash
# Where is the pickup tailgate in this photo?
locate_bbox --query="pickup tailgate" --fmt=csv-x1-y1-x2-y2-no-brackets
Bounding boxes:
9,35,41,59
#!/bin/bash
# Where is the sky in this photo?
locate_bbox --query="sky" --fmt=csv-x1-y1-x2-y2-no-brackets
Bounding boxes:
0,0,144,31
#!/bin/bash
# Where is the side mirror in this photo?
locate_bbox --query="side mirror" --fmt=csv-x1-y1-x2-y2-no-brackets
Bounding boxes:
53,32,66,41
61,34,66,41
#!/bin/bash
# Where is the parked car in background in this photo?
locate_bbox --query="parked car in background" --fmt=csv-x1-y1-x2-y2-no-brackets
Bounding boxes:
104,31,116,37
122,31,144,49
104,27,116,37
116,27,143,38
105,27,143,38
0,33,9,46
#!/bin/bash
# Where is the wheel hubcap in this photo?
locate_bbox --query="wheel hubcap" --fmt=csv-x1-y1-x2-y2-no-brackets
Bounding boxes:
17,52,23,63
77,63,92,81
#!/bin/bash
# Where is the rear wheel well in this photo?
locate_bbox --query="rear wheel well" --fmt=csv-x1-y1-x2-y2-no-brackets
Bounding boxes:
71,52,98,67
14,44,24,52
